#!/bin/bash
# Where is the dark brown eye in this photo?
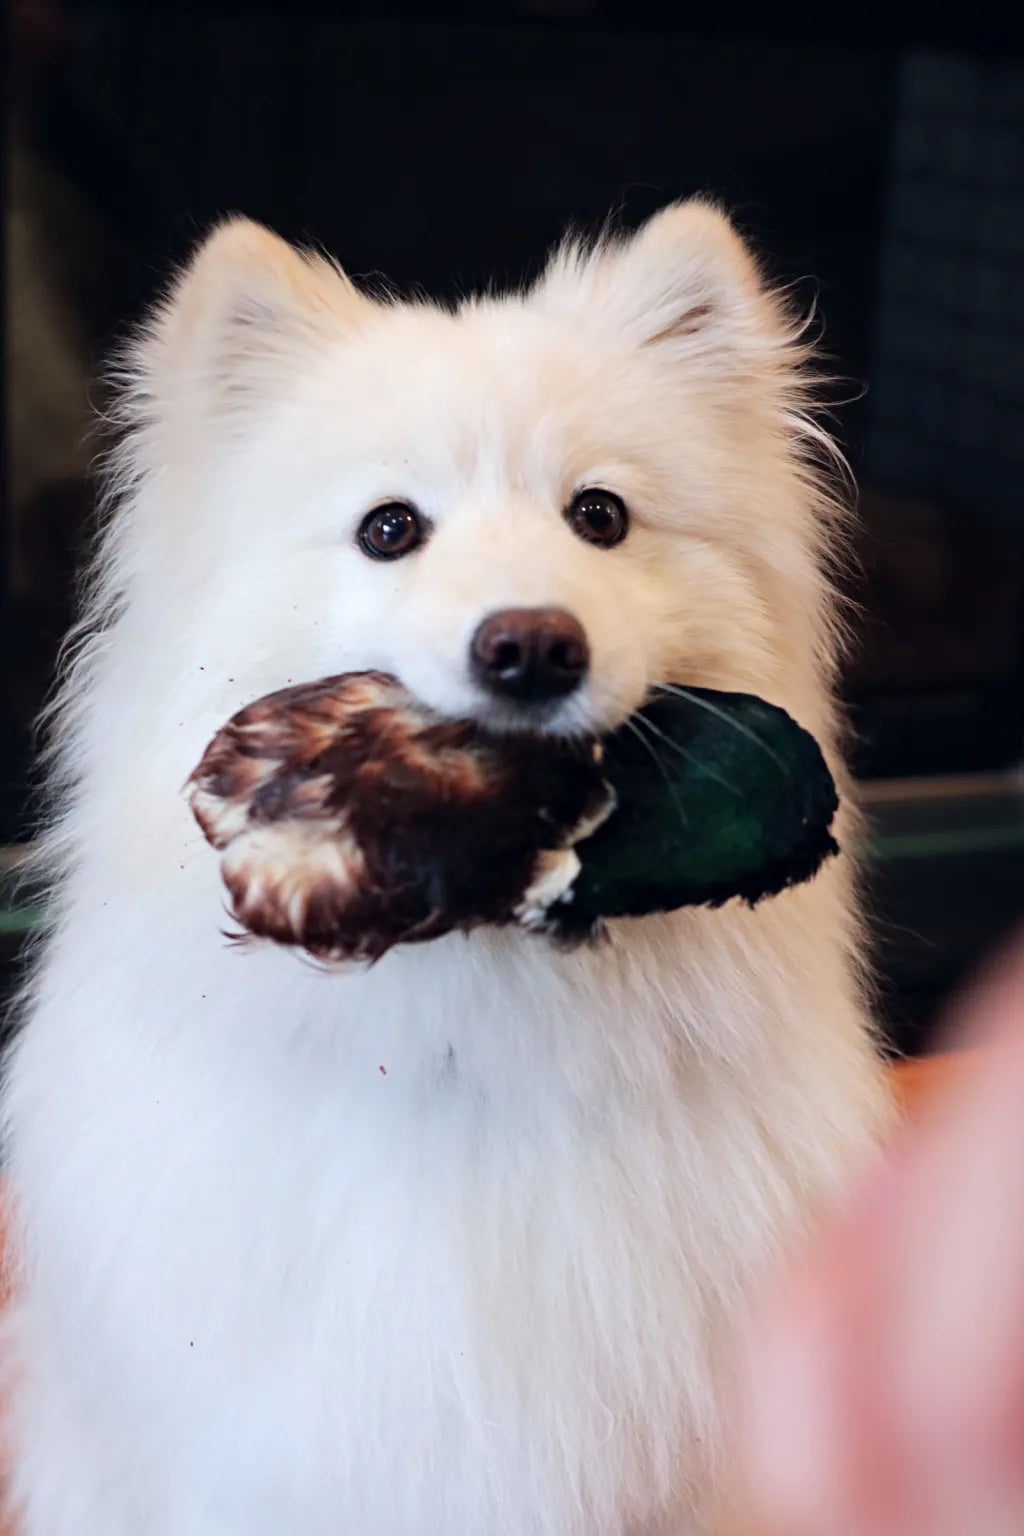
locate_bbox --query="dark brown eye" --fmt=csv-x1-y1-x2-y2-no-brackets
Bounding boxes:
357,502,428,561
565,488,628,548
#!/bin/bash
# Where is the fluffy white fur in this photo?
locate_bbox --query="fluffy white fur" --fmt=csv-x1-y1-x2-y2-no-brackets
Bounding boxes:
1,202,889,1535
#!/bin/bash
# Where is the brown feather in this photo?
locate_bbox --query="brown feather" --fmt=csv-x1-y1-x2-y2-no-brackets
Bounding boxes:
186,673,613,962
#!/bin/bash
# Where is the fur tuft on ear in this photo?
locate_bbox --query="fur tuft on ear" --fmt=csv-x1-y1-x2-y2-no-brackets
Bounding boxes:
534,199,794,370
126,217,372,433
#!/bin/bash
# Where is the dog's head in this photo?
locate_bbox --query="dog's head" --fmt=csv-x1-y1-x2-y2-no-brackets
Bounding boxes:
117,204,840,744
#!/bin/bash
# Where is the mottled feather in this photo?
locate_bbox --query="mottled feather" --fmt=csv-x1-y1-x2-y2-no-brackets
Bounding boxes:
187,672,613,961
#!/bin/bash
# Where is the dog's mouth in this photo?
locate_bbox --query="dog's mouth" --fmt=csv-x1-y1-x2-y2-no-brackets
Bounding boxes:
380,658,647,744
467,694,594,742
468,686,651,747
459,673,647,744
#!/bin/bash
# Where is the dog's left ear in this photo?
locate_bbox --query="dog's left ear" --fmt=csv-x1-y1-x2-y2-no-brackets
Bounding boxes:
536,200,786,365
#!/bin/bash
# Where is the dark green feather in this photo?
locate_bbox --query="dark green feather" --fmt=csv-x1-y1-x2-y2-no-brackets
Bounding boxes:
554,688,839,934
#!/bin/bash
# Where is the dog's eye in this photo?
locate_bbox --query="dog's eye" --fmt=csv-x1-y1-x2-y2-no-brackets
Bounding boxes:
565,488,629,548
357,502,428,561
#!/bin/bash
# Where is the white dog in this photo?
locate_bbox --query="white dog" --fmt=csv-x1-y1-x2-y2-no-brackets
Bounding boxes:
1,202,888,1535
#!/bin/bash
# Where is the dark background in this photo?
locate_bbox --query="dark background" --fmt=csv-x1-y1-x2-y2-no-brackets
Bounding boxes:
5,0,1023,1053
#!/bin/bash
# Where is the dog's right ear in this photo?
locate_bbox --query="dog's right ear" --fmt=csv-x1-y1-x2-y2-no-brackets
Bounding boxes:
131,218,371,431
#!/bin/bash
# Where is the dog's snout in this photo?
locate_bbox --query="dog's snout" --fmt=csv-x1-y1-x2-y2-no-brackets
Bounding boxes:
470,608,590,704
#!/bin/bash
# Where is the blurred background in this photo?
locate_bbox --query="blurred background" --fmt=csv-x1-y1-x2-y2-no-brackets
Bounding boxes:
3,0,1022,1055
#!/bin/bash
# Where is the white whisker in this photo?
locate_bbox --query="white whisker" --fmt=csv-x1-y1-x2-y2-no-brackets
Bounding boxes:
621,716,690,830
633,710,740,796
650,685,789,775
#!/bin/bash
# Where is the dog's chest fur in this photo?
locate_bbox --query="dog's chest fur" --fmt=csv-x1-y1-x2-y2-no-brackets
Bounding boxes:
6,851,884,1536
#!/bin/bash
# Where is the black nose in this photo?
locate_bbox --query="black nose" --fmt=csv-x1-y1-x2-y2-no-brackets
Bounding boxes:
470,607,590,704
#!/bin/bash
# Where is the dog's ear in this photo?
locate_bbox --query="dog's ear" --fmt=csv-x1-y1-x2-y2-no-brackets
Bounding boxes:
536,200,789,368
133,218,372,429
